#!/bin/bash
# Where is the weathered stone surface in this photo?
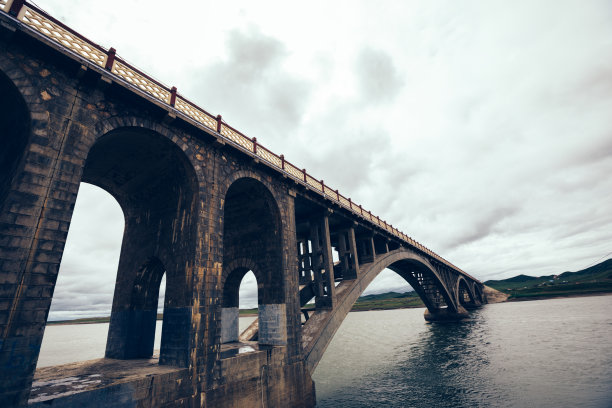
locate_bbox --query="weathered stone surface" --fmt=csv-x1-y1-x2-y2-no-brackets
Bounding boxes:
258,304,287,346
220,307,239,344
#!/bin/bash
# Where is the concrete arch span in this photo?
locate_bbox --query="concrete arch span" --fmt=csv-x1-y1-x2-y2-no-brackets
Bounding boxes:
302,248,469,373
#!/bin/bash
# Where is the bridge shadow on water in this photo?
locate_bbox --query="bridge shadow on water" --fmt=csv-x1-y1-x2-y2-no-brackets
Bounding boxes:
316,308,512,408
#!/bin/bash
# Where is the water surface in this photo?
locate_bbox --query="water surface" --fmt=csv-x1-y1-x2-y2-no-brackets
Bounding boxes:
38,297,612,407
314,295,612,407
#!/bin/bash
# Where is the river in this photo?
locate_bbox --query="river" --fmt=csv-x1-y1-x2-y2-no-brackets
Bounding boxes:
38,295,612,407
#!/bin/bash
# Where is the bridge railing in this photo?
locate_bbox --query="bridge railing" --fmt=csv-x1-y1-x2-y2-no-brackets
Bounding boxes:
1,0,477,280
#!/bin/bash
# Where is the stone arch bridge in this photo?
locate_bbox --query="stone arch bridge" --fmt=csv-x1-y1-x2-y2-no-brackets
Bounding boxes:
0,2,486,407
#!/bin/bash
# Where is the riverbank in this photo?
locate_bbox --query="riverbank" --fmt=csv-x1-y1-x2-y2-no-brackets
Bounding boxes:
47,289,612,326
506,291,612,302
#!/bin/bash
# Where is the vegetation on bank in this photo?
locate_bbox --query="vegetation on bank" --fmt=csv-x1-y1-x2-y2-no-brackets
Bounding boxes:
300,291,425,314
48,292,425,325
48,259,611,325
485,258,612,300
348,291,425,311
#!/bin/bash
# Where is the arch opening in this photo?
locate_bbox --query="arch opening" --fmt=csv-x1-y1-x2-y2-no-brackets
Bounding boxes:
38,183,124,368
0,69,30,210
387,259,452,312
220,268,258,343
221,177,285,346
357,268,422,309
458,279,476,308
81,126,199,367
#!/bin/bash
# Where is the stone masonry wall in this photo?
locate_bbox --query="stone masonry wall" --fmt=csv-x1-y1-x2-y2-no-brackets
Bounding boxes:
0,26,313,407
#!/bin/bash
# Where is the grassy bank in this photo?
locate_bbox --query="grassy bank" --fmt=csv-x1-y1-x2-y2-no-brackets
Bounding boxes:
486,259,612,301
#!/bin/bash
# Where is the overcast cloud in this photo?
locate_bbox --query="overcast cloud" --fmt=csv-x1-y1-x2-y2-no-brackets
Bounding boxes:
34,0,612,319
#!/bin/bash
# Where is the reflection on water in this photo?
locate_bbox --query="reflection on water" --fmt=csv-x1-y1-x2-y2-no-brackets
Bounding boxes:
314,296,612,407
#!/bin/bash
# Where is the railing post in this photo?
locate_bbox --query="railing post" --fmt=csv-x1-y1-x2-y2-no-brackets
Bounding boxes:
348,198,352,209
252,137,257,154
169,86,177,106
8,0,25,17
302,169,307,182
321,180,325,193
216,115,222,133
280,154,285,170
336,189,339,201
105,47,116,70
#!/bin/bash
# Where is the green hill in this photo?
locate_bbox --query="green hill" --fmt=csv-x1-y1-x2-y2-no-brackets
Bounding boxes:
485,259,612,300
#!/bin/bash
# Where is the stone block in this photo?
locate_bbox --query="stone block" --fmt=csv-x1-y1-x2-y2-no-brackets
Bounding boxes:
258,303,287,346
220,307,238,344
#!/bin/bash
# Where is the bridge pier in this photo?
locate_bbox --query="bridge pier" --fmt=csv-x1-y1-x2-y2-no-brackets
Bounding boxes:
423,306,470,322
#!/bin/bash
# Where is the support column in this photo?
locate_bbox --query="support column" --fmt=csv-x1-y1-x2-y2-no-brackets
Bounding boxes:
356,234,376,264
0,123,87,407
309,214,335,309
337,227,359,280
297,238,311,286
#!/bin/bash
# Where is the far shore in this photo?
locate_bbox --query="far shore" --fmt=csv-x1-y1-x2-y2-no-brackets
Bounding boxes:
47,291,611,326
506,291,612,302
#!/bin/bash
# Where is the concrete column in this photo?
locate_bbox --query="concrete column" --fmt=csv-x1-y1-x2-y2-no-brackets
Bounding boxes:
337,228,358,280
357,235,376,264
309,215,335,309
297,239,311,285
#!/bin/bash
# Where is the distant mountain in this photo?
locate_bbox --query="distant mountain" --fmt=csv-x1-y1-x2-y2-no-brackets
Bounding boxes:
502,274,542,283
485,258,612,300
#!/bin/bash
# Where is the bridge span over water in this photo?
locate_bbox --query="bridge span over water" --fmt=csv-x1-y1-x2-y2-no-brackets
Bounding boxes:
0,2,486,406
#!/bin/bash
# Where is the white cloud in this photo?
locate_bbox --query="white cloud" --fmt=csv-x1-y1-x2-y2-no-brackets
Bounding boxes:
36,0,612,318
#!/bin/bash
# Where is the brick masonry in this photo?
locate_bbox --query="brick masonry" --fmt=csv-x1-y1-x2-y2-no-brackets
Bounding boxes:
0,26,313,407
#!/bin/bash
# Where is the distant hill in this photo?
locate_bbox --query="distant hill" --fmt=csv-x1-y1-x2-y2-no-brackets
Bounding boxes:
301,290,425,313
351,290,425,311
485,258,612,300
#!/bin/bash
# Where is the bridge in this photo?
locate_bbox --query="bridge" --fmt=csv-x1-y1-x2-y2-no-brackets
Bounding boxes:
0,1,487,406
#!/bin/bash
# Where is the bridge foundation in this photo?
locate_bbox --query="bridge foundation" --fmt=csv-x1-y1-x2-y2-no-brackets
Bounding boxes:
423,306,470,322
27,346,316,408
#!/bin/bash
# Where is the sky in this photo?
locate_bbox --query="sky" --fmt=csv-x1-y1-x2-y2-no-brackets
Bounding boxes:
32,0,612,319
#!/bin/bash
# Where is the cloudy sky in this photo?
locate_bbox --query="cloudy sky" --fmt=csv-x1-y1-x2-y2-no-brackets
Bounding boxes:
35,1,612,319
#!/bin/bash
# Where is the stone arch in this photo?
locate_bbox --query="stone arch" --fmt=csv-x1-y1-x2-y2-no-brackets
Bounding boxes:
0,69,30,208
78,124,200,367
0,57,49,215
303,248,461,373
222,257,264,308
220,176,286,345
